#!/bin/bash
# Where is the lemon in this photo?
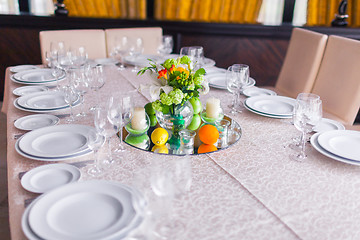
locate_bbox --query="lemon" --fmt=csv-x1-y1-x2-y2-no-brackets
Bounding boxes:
151,128,169,146
151,144,169,154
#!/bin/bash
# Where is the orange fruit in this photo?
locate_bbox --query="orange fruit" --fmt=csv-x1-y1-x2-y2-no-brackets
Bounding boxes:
198,124,219,145
198,144,218,154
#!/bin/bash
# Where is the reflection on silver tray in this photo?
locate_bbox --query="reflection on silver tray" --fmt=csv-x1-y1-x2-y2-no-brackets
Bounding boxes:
122,115,242,155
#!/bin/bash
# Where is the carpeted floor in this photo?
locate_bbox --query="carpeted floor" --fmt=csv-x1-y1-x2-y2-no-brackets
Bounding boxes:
0,102,10,240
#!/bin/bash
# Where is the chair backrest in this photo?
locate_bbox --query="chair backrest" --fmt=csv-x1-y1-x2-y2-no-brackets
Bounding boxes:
39,29,107,64
105,27,163,56
311,35,360,125
275,28,328,98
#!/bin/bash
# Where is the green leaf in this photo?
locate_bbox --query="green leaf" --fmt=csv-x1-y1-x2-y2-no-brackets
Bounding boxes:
194,68,206,78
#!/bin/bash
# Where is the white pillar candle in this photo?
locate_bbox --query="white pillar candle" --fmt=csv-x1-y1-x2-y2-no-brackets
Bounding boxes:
206,97,221,119
131,107,147,130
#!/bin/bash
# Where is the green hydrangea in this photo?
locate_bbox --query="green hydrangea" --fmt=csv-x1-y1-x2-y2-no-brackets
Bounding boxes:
160,92,173,105
163,59,177,69
152,100,163,112
169,89,184,105
180,56,191,65
194,75,204,85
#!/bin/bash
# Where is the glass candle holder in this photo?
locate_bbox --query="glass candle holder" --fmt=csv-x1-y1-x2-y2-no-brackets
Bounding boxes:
215,119,230,148
179,129,196,154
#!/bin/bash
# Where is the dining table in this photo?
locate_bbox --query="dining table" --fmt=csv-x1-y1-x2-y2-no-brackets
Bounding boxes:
2,62,360,240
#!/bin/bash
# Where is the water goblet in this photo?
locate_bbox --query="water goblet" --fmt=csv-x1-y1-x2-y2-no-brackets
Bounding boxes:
128,37,144,72
111,36,129,70
95,107,116,164
226,64,249,115
63,85,78,123
87,130,105,177
290,95,322,161
70,68,89,118
107,95,125,153
157,35,173,58
88,65,106,111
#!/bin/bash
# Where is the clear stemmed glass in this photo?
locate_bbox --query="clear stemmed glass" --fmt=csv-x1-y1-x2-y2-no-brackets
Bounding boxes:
107,95,125,154
112,36,129,70
291,94,322,161
72,46,88,68
128,37,144,72
88,65,106,111
226,64,249,115
70,68,89,118
150,156,192,239
95,107,115,164
46,51,63,91
63,85,79,123
87,129,105,177
157,35,173,59
180,46,204,70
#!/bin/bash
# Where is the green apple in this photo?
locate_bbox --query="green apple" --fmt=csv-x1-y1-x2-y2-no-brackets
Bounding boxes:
189,97,202,114
149,114,157,127
145,102,156,115
125,134,149,148
187,113,201,131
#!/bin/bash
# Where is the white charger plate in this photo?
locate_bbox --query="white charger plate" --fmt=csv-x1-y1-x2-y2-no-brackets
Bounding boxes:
310,133,360,166
13,69,65,83
244,102,292,119
245,95,295,116
10,65,39,73
21,163,81,193
317,130,360,161
28,180,137,240
242,87,277,97
22,181,145,240
17,91,75,111
313,118,345,133
18,124,93,159
14,114,59,131
13,86,49,97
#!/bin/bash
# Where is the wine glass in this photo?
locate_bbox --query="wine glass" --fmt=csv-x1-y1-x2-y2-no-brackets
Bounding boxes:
128,37,144,72
157,35,173,58
291,94,322,161
107,95,125,154
95,107,116,164
111,36,129,70
46,51,63,91
180,46,204,70
226,64,249,115
72,46,88,67
88,65,106,111
87,129,105,177
63,85,78,123
70,68,89,118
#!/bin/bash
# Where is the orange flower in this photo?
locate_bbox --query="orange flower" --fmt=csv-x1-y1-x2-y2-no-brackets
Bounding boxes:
158,69,167,79
176,67,189,77
169,65,176,73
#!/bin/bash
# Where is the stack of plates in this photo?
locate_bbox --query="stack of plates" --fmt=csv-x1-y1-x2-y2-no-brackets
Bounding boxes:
22,180,146,240
204,67,256,90
11,69,65,85
311,130,360,166
14,91,80,113
15,124,94,161
244,95,295,119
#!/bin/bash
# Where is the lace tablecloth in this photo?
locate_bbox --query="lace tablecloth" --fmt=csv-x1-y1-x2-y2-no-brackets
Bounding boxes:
2,65,359,239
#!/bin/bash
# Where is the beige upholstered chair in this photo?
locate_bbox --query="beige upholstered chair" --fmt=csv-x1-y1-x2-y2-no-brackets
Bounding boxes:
39,29,107,64
311,35,360,126
105,27,163,56
267,28,328,99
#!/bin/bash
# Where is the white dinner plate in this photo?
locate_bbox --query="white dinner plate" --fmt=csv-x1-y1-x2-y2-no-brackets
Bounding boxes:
94,58,118,66
10,75,64,86
317,130,360,161
21,163,81,193
15,137,91,161
10,65,39,73
13,69,65,83
204,66,226,75
14,114,59,131
17,91,76,111
310,133,360,166
18,124,93,159
243,102,292,119
28,180,137,240
22,197,43,240
206,73,256,90
242,87,277,97
14,98,80,113
13,86,49,97
245,95,295,116
313,118,345,133
123,54,163,67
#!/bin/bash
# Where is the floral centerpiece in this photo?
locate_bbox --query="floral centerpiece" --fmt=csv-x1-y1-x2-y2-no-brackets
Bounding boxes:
138,56,209,148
